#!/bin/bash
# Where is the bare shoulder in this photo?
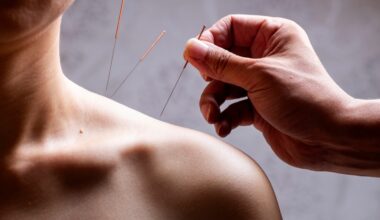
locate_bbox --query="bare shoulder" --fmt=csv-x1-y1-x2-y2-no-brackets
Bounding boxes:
84,92,282,219
122,118,282,220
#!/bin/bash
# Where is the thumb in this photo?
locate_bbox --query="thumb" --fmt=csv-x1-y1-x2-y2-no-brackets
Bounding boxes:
184,38,255,90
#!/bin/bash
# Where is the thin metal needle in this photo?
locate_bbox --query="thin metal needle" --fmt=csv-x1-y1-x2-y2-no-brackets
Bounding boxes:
110,31,166,98
105,0,125,96
160,25,206,117
159,63,187,117
110,60,140,98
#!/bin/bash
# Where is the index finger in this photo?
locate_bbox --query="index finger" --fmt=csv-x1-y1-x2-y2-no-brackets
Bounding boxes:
200,14,281,50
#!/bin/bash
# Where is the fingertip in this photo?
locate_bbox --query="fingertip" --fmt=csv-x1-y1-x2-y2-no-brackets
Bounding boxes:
183,38,193,61
216,120,231,137
184,38,209,61
187,56,211,81
185,40,215,81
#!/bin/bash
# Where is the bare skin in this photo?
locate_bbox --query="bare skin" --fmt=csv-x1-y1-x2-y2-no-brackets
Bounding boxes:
184,15,380,177
0,2,281,219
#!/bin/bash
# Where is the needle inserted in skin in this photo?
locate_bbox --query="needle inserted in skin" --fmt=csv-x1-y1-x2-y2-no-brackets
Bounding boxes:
110,31,166,98
160,25,206,117
105,0,125,96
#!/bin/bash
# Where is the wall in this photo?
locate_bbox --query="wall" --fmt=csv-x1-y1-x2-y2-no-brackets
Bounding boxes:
61,0,380,219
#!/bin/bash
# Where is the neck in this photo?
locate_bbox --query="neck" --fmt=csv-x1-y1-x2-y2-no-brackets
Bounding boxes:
0,17,73,157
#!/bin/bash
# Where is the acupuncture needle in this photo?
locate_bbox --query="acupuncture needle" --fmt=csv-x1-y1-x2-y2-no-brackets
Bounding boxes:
160,25,206,117
105,0,125,96
110,31,166,98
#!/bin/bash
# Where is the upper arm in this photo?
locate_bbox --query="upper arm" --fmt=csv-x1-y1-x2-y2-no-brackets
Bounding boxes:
182,149,281,220
154,129,282,220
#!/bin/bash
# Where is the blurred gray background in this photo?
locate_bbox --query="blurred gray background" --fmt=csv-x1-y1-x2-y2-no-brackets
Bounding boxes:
60,0,380,219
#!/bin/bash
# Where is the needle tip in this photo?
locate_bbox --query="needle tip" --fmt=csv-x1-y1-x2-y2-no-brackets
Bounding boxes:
159,109,165,118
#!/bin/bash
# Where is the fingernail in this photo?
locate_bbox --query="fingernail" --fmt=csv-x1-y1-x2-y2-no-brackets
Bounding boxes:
186,38,209,60
201,104,211,121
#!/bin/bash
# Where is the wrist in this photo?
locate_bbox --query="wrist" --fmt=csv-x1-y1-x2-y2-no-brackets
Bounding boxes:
327,98,380,149
319,98,380,176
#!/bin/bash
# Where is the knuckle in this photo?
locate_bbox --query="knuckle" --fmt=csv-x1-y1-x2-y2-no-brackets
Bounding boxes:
283,18,299,27
276,17,300,29
199,96,210,107
282,18,308,36
199,90,215,106
222,14,233,22
261,17,284,31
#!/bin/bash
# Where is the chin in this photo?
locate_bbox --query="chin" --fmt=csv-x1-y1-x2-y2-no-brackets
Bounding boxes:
0,0,74,43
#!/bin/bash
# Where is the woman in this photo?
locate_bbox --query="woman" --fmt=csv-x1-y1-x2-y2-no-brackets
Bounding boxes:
0,1,281,219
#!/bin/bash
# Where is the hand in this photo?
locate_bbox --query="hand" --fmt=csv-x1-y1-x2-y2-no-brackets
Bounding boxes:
183,15,380,175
